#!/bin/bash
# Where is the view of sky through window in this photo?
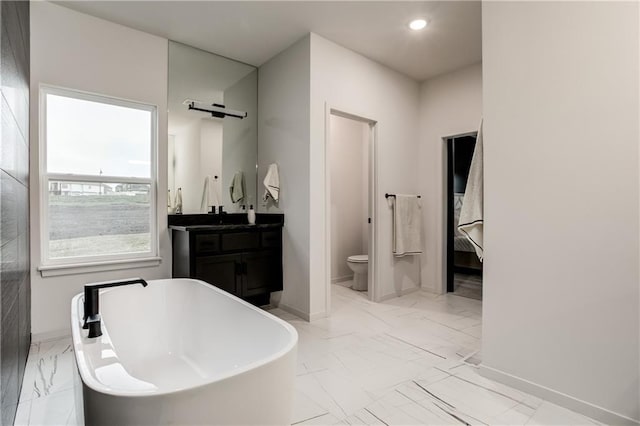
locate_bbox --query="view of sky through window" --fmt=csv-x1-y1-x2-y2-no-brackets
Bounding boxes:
46,94,151,178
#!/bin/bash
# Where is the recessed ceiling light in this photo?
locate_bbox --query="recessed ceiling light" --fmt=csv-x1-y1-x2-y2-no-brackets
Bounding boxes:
409,19,428,31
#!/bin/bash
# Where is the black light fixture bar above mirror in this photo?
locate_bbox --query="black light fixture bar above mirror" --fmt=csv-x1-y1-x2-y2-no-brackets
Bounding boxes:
187,101,247,119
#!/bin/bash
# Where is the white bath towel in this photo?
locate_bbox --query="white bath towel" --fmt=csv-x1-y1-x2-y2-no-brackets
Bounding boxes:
200,175,220,212
263,163,280,203
458,120,484,261
392,194,422,257
229,171,245,204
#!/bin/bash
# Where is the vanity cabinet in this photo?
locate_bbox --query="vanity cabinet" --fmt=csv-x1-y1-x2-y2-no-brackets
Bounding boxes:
171,223,283,305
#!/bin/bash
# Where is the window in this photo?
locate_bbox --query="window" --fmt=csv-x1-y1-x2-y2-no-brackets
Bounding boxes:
41,87,157,267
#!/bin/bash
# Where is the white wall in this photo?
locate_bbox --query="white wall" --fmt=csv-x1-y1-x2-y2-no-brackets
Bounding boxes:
199,120,223,207
310,34,421,316
259,33,419,318
329,114,368,283
171,119,223,213
30,2,171,338
172,120,201,212
168,135,175,199
257,36,311,318
418,63,482,293
223,70,258,211
481,2,639,424
361,123,369,255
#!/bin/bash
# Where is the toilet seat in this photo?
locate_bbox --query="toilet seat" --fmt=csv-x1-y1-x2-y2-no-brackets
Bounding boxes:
347,255,368,263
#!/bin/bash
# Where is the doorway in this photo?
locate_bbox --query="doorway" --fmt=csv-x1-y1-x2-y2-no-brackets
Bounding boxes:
446,134,482,299
326,109,377,312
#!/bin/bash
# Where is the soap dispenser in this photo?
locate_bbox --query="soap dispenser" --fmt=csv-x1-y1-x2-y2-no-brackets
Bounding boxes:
247,204,256,225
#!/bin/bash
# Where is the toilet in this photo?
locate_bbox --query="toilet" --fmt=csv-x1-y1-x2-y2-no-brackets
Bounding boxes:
347,255,368,291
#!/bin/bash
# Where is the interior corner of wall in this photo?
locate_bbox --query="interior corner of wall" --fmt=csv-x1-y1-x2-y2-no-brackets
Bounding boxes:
421,280,440,294
308,310,328,322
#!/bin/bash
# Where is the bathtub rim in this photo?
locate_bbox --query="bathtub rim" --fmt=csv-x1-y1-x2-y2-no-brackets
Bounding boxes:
71,278,298,397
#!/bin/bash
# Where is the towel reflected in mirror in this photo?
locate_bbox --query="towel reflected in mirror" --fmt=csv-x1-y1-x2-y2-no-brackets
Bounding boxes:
230,171,245,204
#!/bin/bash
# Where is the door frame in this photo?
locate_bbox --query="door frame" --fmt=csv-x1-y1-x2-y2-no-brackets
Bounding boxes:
442,131,478,294
446,139,455,293
325,105,378,313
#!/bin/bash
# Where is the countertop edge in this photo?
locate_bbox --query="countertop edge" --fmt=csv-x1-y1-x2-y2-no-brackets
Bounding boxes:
169,223,284,232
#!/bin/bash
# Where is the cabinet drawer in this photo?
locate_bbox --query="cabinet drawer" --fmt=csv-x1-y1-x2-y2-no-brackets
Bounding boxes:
221,232,259,251
195,234,220,253
261,230,281,248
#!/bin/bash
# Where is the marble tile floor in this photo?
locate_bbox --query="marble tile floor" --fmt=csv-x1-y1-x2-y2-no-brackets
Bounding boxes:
15,285,600,425
15,339,76,426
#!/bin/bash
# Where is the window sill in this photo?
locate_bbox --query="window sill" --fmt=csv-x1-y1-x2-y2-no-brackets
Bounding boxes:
38,257,163,278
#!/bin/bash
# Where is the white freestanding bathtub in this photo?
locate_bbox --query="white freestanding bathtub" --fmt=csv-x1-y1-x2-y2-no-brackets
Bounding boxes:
70,278,297,426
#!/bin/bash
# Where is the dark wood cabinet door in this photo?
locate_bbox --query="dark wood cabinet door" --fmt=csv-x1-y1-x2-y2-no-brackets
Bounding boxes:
194,254,241,296
241,251,282,297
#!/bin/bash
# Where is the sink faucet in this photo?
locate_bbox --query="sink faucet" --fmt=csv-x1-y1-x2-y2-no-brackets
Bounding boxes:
83,278,148,338
218,205,226,224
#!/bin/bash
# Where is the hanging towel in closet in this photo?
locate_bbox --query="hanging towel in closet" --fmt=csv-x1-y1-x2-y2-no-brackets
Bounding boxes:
229,171,245,203
392,194,422,257
458,120,484,261
263,163,280,203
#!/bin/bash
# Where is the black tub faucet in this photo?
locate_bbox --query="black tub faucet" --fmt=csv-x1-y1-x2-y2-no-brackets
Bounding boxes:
83,278,148,338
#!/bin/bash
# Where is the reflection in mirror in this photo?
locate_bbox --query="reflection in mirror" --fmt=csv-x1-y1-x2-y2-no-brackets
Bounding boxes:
168,41,257,214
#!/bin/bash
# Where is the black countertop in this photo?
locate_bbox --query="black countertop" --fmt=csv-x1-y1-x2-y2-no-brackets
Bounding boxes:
170,223,283,232
168,213,284,232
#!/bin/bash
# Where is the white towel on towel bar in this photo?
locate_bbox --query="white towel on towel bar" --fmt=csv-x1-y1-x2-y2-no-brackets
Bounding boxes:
458,120,484,261
392,194,422,257
263,163,280,202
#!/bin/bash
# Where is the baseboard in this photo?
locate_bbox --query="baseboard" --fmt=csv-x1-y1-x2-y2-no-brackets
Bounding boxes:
331,275,353,285
377,285,420,303
277,303,311,321
276,302,327,322
32,329,71,343
479,364,639,426
308,310,327,321
421,286,440,295
419,280,441,294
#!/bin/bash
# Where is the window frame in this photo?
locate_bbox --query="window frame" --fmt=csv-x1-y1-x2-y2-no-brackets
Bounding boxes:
39,85,159,268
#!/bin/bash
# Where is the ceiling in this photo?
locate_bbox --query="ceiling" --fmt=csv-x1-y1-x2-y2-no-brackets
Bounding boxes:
56,1,482,82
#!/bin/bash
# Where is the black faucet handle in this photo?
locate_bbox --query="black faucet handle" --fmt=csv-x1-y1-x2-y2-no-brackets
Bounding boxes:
86,315,102,338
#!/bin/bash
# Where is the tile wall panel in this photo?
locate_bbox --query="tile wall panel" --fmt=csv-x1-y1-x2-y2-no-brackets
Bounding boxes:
0,1,30,425
0,171,18,247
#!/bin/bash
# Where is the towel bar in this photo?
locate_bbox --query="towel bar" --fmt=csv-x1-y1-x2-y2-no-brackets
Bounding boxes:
385,193,421,199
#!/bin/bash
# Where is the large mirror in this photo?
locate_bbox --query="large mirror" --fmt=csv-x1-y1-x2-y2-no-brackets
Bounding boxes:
168,41,257,214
